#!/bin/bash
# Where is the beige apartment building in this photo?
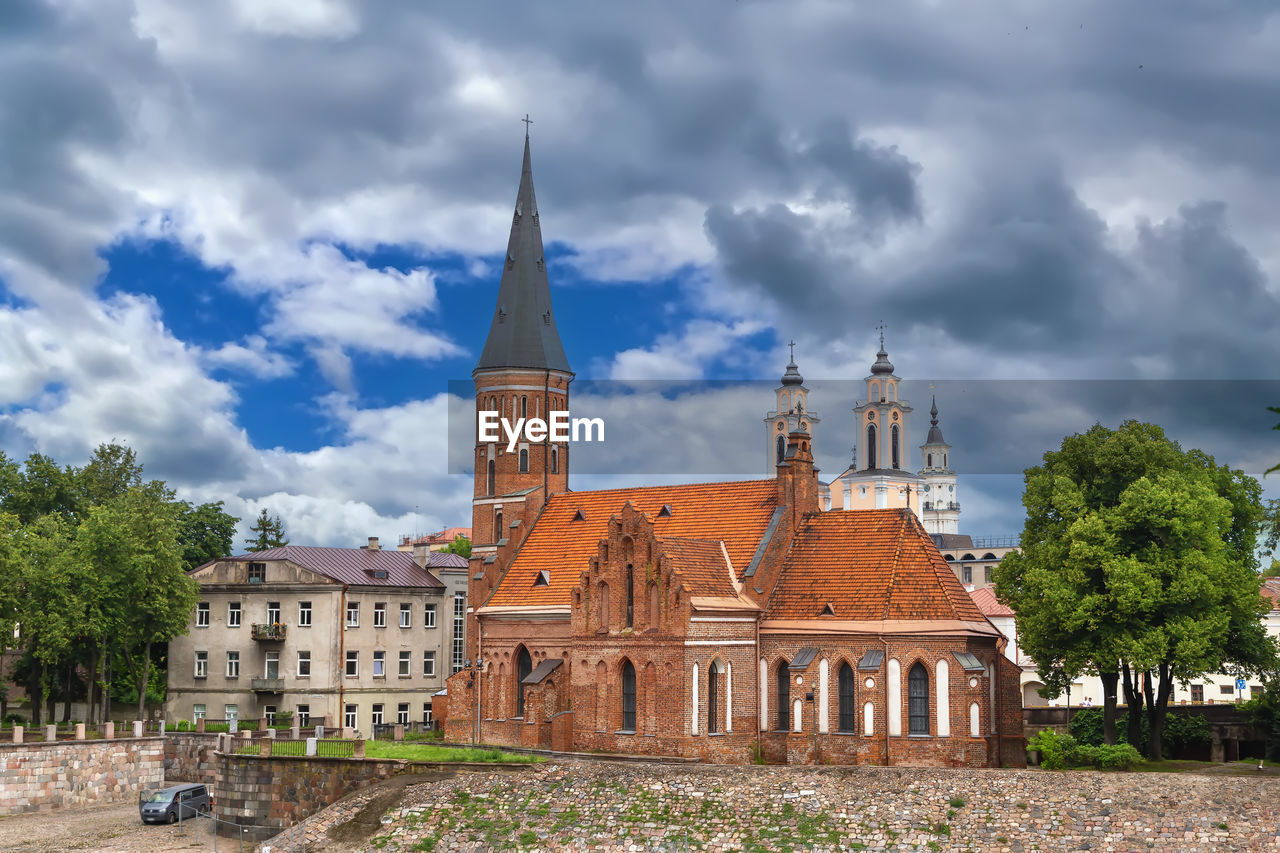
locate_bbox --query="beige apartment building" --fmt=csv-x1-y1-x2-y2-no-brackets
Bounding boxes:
166,538,468,733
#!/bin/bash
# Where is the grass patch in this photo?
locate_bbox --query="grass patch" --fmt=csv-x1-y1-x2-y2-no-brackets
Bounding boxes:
363,742,542,763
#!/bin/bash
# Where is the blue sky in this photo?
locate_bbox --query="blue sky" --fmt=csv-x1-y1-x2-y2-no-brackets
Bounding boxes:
1,0,1278,547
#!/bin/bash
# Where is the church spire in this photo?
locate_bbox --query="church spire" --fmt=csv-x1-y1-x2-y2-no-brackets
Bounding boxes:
475,127,571,374
926,394,946,445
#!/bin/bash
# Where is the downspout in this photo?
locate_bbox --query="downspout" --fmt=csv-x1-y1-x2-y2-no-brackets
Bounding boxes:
755,614,761,762
474,616,483,745
543,369,550,499
339,584,347,729
881,633,891,767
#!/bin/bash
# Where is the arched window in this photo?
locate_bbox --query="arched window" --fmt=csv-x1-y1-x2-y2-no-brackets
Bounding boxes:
516,647,532,717
518,448,529,473
708,661,721,733
944,453,948,468
486,459,495,496
927,452,933,468
625,565,634,628
776,434,786,465
908,662,929,735
838,663,856,732
866,424,877,469
621,660,636,731
520,395,527,419
551,446,558,474
494,510,503,539
776,659,790,731
891,425,900,469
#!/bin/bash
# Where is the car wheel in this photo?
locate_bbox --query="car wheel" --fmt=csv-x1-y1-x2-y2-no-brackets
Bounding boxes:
167,811,178,824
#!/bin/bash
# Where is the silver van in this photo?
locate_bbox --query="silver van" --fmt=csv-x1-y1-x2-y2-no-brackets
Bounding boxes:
139,783,211,824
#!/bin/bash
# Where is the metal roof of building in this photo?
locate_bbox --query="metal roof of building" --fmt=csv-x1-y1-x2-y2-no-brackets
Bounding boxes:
234,545,444,589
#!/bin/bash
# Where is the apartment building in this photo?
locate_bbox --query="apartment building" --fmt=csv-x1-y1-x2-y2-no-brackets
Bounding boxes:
166,538,468,733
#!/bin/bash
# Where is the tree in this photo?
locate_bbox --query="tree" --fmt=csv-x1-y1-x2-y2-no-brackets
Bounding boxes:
176,501,240,571
245,508,289,551
443,535,471,559
996,420,1278,759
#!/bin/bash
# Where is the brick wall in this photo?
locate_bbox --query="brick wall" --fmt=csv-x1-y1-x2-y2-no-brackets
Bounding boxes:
0,737,164,815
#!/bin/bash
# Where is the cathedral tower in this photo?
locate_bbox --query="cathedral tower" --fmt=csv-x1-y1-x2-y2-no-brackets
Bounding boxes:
918,395,959,534
764,342,819,474
469,129,573,627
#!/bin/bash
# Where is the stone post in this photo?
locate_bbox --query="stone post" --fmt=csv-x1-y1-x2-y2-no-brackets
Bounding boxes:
103,721,115,739
260,738,272,758
343,727,356,739
12,725,21,744
158,720,165,736
133,721,143,738
44,725,56,742
265,727,276,739
74,723,85,740
306,737,317,756
315,725,324,739
195,718,205,733
229,718,238,734
353,739,366,758
393,724,405,741
290,725,300,740
240,729,252,742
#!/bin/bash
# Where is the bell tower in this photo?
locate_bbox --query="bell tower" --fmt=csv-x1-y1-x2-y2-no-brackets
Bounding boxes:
764,342,819,474
469,126,573,626
918,395,959,534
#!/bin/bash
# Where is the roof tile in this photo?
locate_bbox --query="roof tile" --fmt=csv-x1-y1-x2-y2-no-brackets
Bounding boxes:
234,546,444,589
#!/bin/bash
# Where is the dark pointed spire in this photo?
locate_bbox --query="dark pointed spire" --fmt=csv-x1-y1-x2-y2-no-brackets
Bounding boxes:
475,127,571,374
780,339,804,386
925,394,947,445
870,324,895,375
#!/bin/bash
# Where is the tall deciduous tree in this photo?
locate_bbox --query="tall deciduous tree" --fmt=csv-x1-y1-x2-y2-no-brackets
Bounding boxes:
443,535,471,559
245,508,289,551
176,501,240,571
996,421,1278,759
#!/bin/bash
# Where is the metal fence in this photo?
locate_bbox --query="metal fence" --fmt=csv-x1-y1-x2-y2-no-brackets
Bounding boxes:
315,738,355,758
164,809,304,852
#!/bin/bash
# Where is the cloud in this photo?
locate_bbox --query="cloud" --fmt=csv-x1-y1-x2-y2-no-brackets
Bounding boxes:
202,335,294,379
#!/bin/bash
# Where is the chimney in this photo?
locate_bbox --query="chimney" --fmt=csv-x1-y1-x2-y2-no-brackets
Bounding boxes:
776,426,819,529
367,536,380,551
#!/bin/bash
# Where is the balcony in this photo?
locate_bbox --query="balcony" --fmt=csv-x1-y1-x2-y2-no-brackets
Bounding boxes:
251,677,284,693
251,623,287,641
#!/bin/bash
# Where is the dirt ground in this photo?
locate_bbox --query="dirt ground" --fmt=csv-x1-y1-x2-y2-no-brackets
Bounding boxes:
0,803,245,853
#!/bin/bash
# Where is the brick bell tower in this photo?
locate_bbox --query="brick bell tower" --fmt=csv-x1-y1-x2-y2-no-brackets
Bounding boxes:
467,126,573,643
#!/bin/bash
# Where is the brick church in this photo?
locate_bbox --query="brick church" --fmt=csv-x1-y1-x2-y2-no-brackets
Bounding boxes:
442,132,1025,767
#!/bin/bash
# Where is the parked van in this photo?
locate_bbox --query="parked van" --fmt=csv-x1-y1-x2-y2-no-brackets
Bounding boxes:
139,783,211,824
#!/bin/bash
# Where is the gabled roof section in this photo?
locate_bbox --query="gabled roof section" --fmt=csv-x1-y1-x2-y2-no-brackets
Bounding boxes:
486,479,780,607
659,537,736,598
475,134,571,373
969,586,1014,618
427,551,469,569
765,508,986,622
230,546,444,589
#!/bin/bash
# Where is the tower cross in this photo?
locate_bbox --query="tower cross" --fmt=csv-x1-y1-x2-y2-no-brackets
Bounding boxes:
522,114,533,137
788,340,796,362
877,321,887,349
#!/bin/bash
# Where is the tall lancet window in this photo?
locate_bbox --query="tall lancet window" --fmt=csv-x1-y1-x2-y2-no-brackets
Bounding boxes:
486,460,495,496
891,425,901,469
776,435,786,465
866,424,877,469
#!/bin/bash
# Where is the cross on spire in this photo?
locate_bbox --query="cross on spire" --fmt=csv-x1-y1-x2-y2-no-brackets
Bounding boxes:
788,340,796,362
522,114,533,138
876,321,887,350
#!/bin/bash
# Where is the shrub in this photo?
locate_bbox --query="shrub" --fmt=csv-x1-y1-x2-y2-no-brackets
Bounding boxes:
1093,743,1144,770
1163,713,1210,751
1027,729,1144,770
2,713,25,725
1028,730,1080,770
205,722,230,733
1068,708,1105,746
174,720,192,731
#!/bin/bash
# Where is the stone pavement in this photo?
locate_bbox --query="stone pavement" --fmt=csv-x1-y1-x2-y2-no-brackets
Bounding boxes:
278,761,1280,851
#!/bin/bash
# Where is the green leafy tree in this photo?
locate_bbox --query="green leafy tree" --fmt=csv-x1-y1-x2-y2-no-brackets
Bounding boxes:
176,501,240,570
245,508,289,551
443,535,471,559
996,420,1278,759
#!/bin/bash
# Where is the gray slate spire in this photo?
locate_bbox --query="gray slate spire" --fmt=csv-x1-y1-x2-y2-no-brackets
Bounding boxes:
475,132,571,374
925,395,947,445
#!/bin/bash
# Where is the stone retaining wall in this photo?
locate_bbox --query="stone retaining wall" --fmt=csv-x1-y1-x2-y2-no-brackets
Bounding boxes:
0,737,164,815
164,732,222,787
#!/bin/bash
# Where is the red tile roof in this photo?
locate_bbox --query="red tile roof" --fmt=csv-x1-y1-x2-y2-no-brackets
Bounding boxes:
1263,579,1280,611
487,480,780,607
235,546,444,589
969,586,1015,617
765,508,987,622
659,537,737,598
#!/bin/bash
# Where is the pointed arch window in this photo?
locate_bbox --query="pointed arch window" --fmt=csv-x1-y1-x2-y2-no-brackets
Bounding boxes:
551,446,559,474
516,647,532,717
776,659,790,731
865,424,877,469
486,460,495,496
494,510,503,539
520,396,527,419
708,660,722,733
891,424,901,469
518,448,529,473
776,434,786,465
838,663,856,732
908,662,929,734
625,565,634,628
927,452,933,468
621,660,636,731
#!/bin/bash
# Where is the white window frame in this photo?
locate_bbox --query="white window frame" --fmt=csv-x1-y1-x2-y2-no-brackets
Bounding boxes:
373,602,387,628
266,601,281,624
228,602,241,628
264,651,279,679
346,602,359,628
344,704,357,730
226,651,240,678
298,601,312,627
399,603,411,628
297,650,311,678
196,602,210,628
371,703,384,725
398,651,411,677
194,651,208,678
345,651,359,677
373,650,386,678
397,703,409,725
193,704,206,721
424,604,436,628
423,651,435,677
296,704,310,726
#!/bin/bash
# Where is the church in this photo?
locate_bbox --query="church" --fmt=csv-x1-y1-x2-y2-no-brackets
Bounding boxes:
442,132,1025,767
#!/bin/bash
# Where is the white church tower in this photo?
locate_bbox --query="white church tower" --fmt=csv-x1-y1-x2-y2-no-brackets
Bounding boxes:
765,342,819,473
918,395,959,534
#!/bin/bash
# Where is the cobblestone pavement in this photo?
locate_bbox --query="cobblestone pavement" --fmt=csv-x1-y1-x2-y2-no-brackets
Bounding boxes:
336,762,1280,852
0,801,223,852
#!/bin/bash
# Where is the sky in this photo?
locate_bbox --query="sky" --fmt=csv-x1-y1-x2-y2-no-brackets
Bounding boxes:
1,0,1278,548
